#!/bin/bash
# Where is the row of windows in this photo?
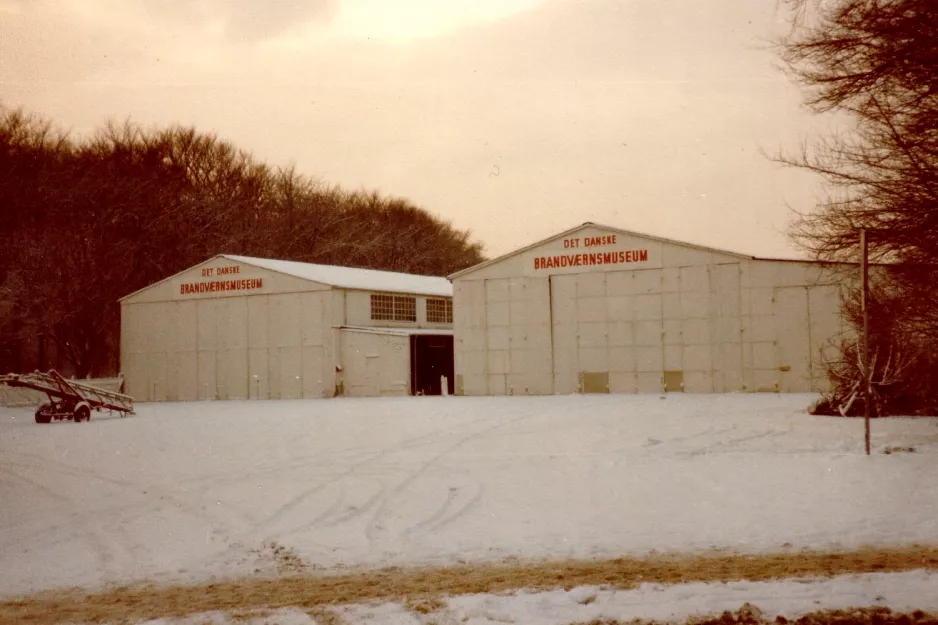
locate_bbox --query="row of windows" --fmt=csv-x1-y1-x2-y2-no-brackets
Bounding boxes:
370,295,452,324
370,294,416,321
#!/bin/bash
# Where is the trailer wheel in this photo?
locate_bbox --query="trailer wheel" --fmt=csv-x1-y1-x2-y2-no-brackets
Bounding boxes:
35,403,53,424
74,403,91,423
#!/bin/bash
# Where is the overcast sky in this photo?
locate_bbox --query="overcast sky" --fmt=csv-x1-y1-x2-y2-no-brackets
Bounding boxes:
0,0,829,259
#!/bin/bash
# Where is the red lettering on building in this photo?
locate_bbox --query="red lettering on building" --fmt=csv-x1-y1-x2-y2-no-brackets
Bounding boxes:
179,278,264,295
201,264,242,277
584,235,617,247
532,249,649,271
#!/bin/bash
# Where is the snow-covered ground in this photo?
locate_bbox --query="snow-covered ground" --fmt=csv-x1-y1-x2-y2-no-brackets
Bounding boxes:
2,393,937,621
137,570,938,625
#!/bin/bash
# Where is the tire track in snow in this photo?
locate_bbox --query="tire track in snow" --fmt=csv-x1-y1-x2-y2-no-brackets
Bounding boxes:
182,442,384,490
247,412,504,543
3,452,255,531
403,480,484,538
365,409,540,553
316,480,385,528
681,429,791,457
642,425,739,449
0,466,122,582
1,452,254,583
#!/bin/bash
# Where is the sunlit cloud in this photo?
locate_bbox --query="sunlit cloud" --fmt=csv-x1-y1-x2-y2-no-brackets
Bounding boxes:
0,0,823,259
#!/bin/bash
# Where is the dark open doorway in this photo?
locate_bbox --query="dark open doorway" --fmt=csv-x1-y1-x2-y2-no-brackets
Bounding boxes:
410,334,455,396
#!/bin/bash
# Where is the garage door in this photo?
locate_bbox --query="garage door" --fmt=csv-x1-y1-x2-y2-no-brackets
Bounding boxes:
774,286,812,392
550,269,666,394
484,277,552,395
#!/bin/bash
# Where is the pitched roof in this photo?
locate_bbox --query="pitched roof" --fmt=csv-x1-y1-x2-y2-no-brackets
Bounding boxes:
448,222,756,279
223,255,453,296
119,255,452,302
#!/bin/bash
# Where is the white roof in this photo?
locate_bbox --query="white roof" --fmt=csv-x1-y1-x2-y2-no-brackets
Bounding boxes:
225,255,453,297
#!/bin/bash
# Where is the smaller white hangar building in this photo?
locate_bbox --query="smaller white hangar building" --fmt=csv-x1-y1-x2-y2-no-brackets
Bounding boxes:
450,223,847,396
120,255,455,401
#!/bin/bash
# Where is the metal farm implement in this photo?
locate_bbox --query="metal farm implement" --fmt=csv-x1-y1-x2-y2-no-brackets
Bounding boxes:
0,370,135,423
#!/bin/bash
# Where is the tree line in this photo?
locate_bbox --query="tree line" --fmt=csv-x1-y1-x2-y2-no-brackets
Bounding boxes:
0,108,485,378
778,0,938,414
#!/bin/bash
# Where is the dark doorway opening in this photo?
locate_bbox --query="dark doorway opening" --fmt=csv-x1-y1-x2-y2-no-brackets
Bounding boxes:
410,334,455,396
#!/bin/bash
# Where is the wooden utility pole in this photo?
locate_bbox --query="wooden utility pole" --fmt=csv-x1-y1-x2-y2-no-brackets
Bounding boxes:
861,229,871,456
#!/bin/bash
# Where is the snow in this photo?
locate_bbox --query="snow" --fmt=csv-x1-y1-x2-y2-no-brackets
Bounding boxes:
225,254,453,296
110,571,938,624
139,607,318,625
334,571,938,625
2,393,938,622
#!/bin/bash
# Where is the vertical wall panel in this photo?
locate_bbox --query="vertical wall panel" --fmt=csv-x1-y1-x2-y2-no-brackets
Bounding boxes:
267,294,302,399
152,303,172,401
493,276,552,395
454,280,487,395
808,284,843,392
302,345,325,398
485,279,510,394
711,264,742,392
299,291,328,398
247,295,269,399
609,372,637,393
637,371,661,393
121,304,149,400
300,292,324,346
635,320,663,346
175,300,198,401
150,351,168,401
213,298,229,400
223,297,249,400
196,299,217,399
550,274,578,394
633,269,663,294
775,286,812,392
488,373,507,395
663,345,682,371
720,343,744,391
161,302,180,400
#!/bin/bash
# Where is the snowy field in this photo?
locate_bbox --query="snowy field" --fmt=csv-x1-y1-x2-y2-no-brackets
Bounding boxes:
2,393,938,623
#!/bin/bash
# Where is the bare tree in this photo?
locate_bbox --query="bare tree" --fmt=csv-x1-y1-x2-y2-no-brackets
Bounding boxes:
777,0,938,413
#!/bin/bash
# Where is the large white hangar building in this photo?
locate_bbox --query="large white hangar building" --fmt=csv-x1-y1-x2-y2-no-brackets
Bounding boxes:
120,255,455,401
449,223,846,396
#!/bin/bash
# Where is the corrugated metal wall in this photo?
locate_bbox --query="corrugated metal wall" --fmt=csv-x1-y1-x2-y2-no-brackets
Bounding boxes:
454,243,845,396
121,291,334,401
338,331,411,396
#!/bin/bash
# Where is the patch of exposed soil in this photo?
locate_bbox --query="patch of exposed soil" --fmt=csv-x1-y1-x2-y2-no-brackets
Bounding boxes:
578,605,938,625
246,540,309,576
2,545,937,625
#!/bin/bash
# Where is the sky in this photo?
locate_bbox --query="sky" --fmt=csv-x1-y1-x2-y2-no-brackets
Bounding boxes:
0,0,830,260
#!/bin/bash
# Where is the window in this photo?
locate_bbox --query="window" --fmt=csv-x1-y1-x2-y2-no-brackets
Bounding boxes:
426,298,453,324
371,294,395,320
371,294,417,322
394,296,417,322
